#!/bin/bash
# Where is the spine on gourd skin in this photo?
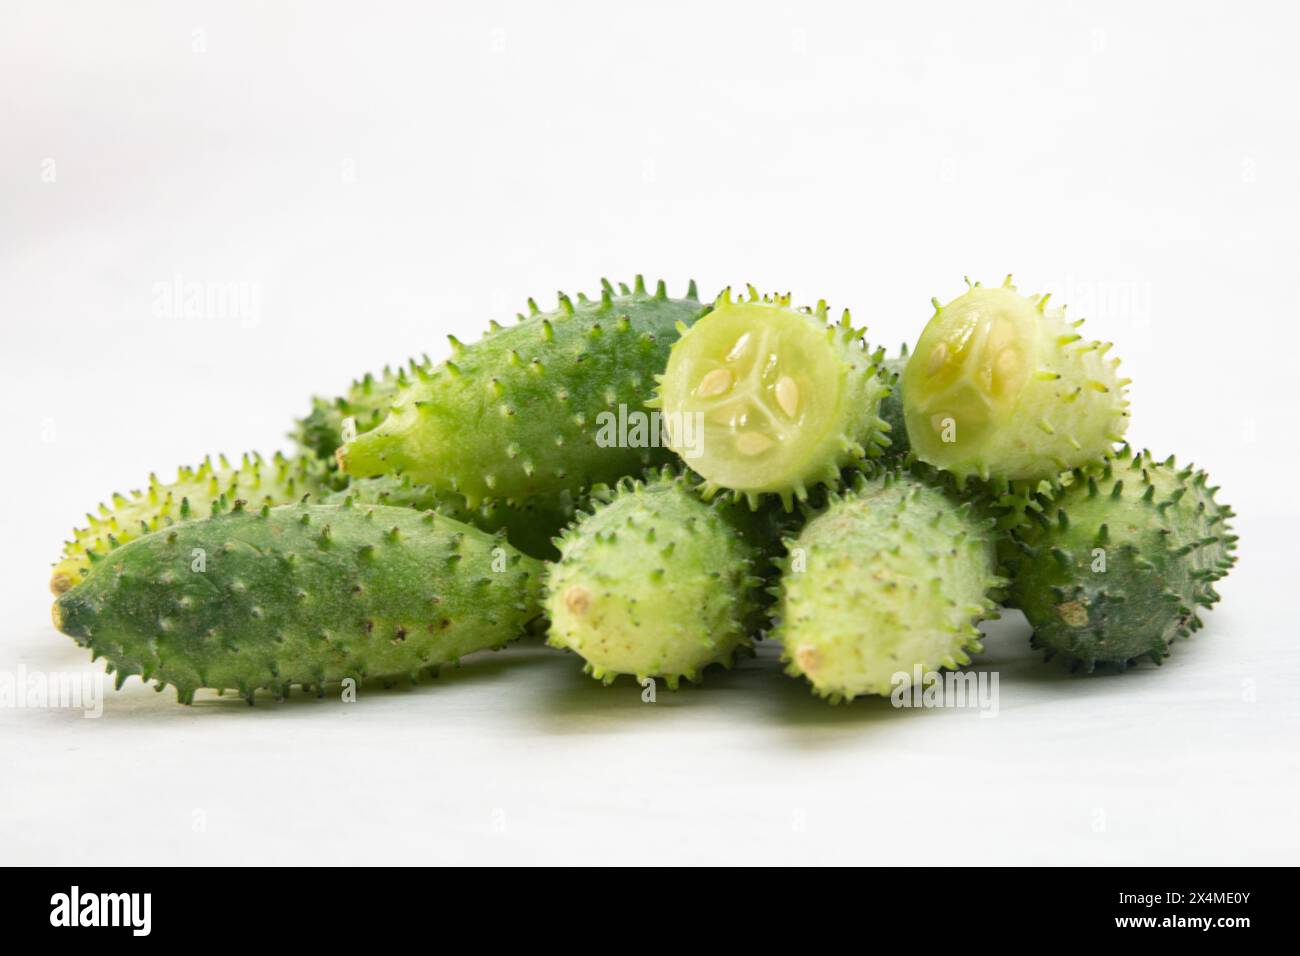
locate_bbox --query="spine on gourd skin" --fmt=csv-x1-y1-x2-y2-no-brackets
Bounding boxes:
652,286,892,510
1004,446,1237,671
902,276,1130,483
337,277,709,505
324,474,582,560
545,469,763,688
775,468,1004,702
292,358,431,463
52,500,544,704
50,452,331,596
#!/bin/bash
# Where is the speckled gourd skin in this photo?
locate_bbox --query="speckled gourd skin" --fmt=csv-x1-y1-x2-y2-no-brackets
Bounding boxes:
776,469,1003,701
653,288,891,510
903,278,1130,482
292,358,431,462
338,277,708,504
324,474,581,560
50,452,330,596
1004,446,1237,670
53,501,544,703
545,470,763,687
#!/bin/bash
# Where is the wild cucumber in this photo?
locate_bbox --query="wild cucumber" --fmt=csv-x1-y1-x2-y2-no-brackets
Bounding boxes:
776,469,1004,701
53,500,544,703
1004,447,1236,670
338,277,707,504
545,471,763,687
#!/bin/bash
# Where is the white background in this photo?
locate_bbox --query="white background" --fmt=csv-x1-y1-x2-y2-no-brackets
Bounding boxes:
2,1,1296,865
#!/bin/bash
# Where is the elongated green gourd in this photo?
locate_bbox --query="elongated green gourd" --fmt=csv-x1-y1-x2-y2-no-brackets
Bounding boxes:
337,277,708,504
545,471,763,687
653,287,891,509
1004,447,1236,670
324,475,580,560
52,501,544,704
903,277,1130,482
877,344,911,460
776,469,1003,701
50,452,329,596
292,358,431,461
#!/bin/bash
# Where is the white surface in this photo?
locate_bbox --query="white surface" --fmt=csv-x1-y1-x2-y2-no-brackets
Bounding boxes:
2,1,1296,865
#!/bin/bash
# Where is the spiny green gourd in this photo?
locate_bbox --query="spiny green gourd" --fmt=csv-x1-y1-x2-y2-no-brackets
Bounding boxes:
877,344,911,460
903,277,1130,483
52,500,544,704
545,470,763,688
776,468,1004,701
292,358,431,462
337,277,709,504
653,286,891,510
324,474,580,560
50,452,330,596
1004,446,1236,671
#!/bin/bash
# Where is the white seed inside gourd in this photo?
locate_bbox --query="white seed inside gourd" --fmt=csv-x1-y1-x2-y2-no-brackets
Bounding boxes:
775,376,799,417
726,333,752,362
696,368,734,397
987,317,1014,353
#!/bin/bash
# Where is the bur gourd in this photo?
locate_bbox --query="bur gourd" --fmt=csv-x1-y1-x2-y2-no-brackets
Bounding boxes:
1004,446,1236,670
52,500,544,703
903,277,1130,483
654,287,891,510
776,469,1004,701
545,470,763,687
50,452,329,596
338,277,708,504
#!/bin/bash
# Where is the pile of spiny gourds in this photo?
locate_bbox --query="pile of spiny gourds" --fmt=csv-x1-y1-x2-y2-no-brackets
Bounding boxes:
50,275,1236,704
